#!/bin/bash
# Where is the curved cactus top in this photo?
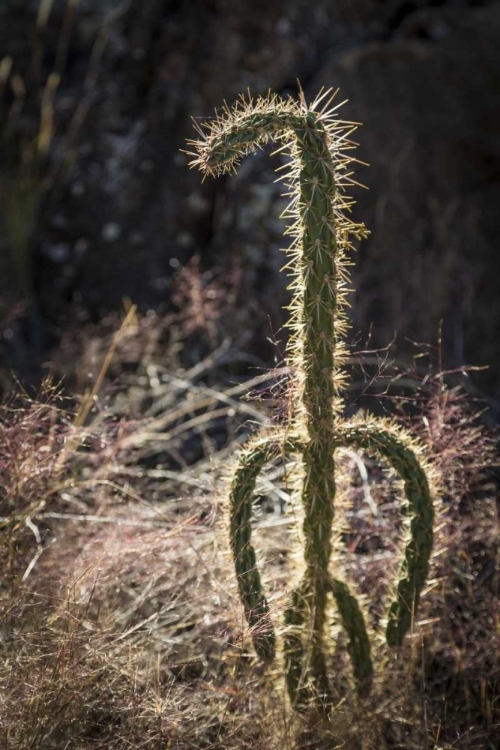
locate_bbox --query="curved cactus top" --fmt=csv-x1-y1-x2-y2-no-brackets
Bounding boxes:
186,90,368,431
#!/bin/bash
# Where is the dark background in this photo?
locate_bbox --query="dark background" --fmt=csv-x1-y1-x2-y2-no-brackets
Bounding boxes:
1,0,499,404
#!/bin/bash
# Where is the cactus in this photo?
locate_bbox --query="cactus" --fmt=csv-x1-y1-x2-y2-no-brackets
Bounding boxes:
187,89,434,712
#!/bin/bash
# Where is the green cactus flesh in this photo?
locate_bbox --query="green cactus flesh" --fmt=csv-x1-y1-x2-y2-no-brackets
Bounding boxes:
329,576,373,694
187,90,434,711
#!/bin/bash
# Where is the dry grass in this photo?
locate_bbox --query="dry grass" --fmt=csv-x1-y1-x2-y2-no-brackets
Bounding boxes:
0,319,498,749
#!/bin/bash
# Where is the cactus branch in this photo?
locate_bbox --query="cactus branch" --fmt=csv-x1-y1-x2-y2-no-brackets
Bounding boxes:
230,434,302,661
283,579,314,709
328,576,373,695
336,422,434,645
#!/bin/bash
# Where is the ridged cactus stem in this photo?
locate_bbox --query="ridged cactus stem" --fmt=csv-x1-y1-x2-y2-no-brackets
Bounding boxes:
187,89,434,713
292,117,341,707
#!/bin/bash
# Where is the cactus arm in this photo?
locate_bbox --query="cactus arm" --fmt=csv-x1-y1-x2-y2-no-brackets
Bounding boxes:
337,423,434,646
328,576,373,695
230,434,303,661
284,574,373,707
283,579,313,709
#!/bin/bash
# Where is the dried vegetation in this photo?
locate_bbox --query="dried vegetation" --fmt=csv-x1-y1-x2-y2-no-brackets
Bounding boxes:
0,309,498,749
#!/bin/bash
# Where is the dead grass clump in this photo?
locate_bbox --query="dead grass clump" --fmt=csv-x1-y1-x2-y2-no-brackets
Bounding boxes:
0,383,74,590
0,372,289,749
0,356,498,748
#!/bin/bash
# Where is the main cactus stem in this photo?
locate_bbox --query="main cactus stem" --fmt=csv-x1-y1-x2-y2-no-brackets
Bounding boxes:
187,91,434,713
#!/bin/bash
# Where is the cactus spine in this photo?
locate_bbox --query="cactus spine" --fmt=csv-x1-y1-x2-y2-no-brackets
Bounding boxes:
187,90,434,712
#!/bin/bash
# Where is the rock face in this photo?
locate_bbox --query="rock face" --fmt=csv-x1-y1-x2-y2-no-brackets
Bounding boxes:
310,5,500,394
1,1,499,399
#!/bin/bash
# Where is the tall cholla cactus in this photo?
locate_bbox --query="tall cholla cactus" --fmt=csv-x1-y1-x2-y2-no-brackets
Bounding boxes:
186,89,434,712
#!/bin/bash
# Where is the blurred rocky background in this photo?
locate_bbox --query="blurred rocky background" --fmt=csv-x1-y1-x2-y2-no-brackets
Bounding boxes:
0,0,499,406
